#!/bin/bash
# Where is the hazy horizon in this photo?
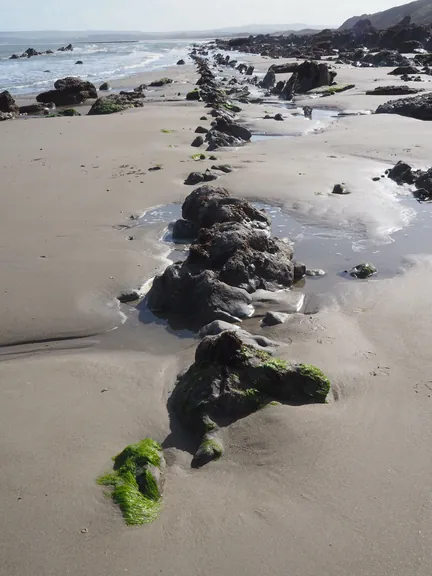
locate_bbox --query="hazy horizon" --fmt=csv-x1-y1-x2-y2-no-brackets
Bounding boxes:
0,0,413,32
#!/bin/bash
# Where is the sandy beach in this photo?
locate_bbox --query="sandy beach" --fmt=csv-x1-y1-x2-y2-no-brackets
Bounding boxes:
1,49,432,576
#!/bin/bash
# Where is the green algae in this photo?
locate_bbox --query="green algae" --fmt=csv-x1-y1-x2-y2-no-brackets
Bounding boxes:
161,128,174,133
191,153,207,160
262,358,289,371
200,438,223,458
297,364,331,402
97,439,163,526
58,108,80,116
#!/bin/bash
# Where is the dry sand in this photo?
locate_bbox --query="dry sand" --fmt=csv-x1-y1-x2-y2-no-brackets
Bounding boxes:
1,55,432,576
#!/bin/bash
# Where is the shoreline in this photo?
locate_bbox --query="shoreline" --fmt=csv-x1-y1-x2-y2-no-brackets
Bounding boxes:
1,44,432,576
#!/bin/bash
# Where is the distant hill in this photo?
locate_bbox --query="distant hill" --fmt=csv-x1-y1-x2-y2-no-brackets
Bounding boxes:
340,0,432,30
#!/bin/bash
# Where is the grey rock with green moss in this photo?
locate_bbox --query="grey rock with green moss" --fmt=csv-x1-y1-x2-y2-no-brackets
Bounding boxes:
348,263,377,279
149,78,173,87
170,331,330,466
88,93,144,115
97,438,165,525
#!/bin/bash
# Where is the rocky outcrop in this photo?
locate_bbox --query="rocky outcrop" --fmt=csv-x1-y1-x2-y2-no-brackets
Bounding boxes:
388,65,420,75
386,160,432,201
36,77,97,106
279,61,336,100
260,69,276,89
88,93,144,115
146,186,300,329
99,82,111,91
19,103,49,114
376,93,432,120
169,330,330,467
0,91,19,114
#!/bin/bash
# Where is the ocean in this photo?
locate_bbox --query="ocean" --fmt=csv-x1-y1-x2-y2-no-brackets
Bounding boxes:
0,35,194,95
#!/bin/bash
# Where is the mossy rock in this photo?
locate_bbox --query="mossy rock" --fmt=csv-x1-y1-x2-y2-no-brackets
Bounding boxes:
186,89,201,101
88,94,143,116
348,263,377,279
97,438,165,525
57,108,81,116
169,331,330,466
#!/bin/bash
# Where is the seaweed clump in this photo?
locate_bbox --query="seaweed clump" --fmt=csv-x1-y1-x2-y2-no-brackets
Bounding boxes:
170,331,330,467
97,438,165,525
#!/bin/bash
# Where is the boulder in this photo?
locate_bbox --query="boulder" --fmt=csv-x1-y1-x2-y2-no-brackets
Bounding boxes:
186,89,201,101
211,164,232,173
99,82,111,91
246,65,254,75
169,331,330,466
23,48,39,58
366,85,423,96
118,291,140,303
88,93,144,115
75,60,83,65
37,77,97,106
376,93,432,121
172,219,200,241
269,63,299,74
191,135,204,147
274,113,284,121
261,69,276,89
9,54,19,60
177,59,186,65
387,161,417,184
332,183,350,195
0,91,19,114
195,125,208,134
182,185,270,230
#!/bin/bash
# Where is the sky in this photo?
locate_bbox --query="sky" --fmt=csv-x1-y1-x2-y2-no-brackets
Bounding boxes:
0,0,411,31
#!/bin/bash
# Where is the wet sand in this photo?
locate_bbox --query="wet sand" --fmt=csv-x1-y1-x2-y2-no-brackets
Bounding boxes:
1,55,432,576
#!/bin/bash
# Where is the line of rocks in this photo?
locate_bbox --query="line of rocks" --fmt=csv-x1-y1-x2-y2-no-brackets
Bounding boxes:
9,44,73,60
386,160,432,201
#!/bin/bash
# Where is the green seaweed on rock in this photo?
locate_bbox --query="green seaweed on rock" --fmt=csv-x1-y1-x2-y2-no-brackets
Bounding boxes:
97,438,164,526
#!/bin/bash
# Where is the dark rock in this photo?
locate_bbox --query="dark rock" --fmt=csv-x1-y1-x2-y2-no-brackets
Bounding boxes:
246,65,254,75
186,89,201,101
177,59,186,65
23,48,39,58
182,185,270,230
9,54,19,60
200,115,208,120
148,166,163,171
19,103,47,114
262,311,289,326
88,93,144,115
376,93,432,121
274,113,284,121
191,135,204,147
415,169,432,195
293,262,306,281
37,77,97,106
400,40,424,53
57,108,80,116
348,263,377,279
206,130,242,151
150,78,173,87
281,61,336,99
0,91,19,114
366,85,423,96
185,172,205,185
211,164,233,173
413,187,432,202
118,291,140,303
261,69,276,90
53,77,97,96
270,63,299,74
332,183,350,195
195,125,208,134
387,161,416,184
75,60,83,65
388,65,420,76
169,331,330,465
99,82,111,91
172,219,200,241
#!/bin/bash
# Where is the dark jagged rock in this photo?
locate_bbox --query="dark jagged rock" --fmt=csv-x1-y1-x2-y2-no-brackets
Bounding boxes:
99,82,111,91
366,85,423,96
177,59,185,65
205,130,242,151
195,125,208,134
172,219,200,241
269,63,299,74
37,77,97,106
363,50,410,67
246,65,254,76
262,311,289,326
9,54,19,60
387,161,416,184
332,183,350,195
211,164,233,173
58,44,73,52
88,93,144,115
169,330,330,466
0,91,19,114
184,171,217,185
261,69,276,89
400,40,424,53
23,47,39,58
191,135,204,147
274,113,284,121
376,93,432,121
182,185,270,230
